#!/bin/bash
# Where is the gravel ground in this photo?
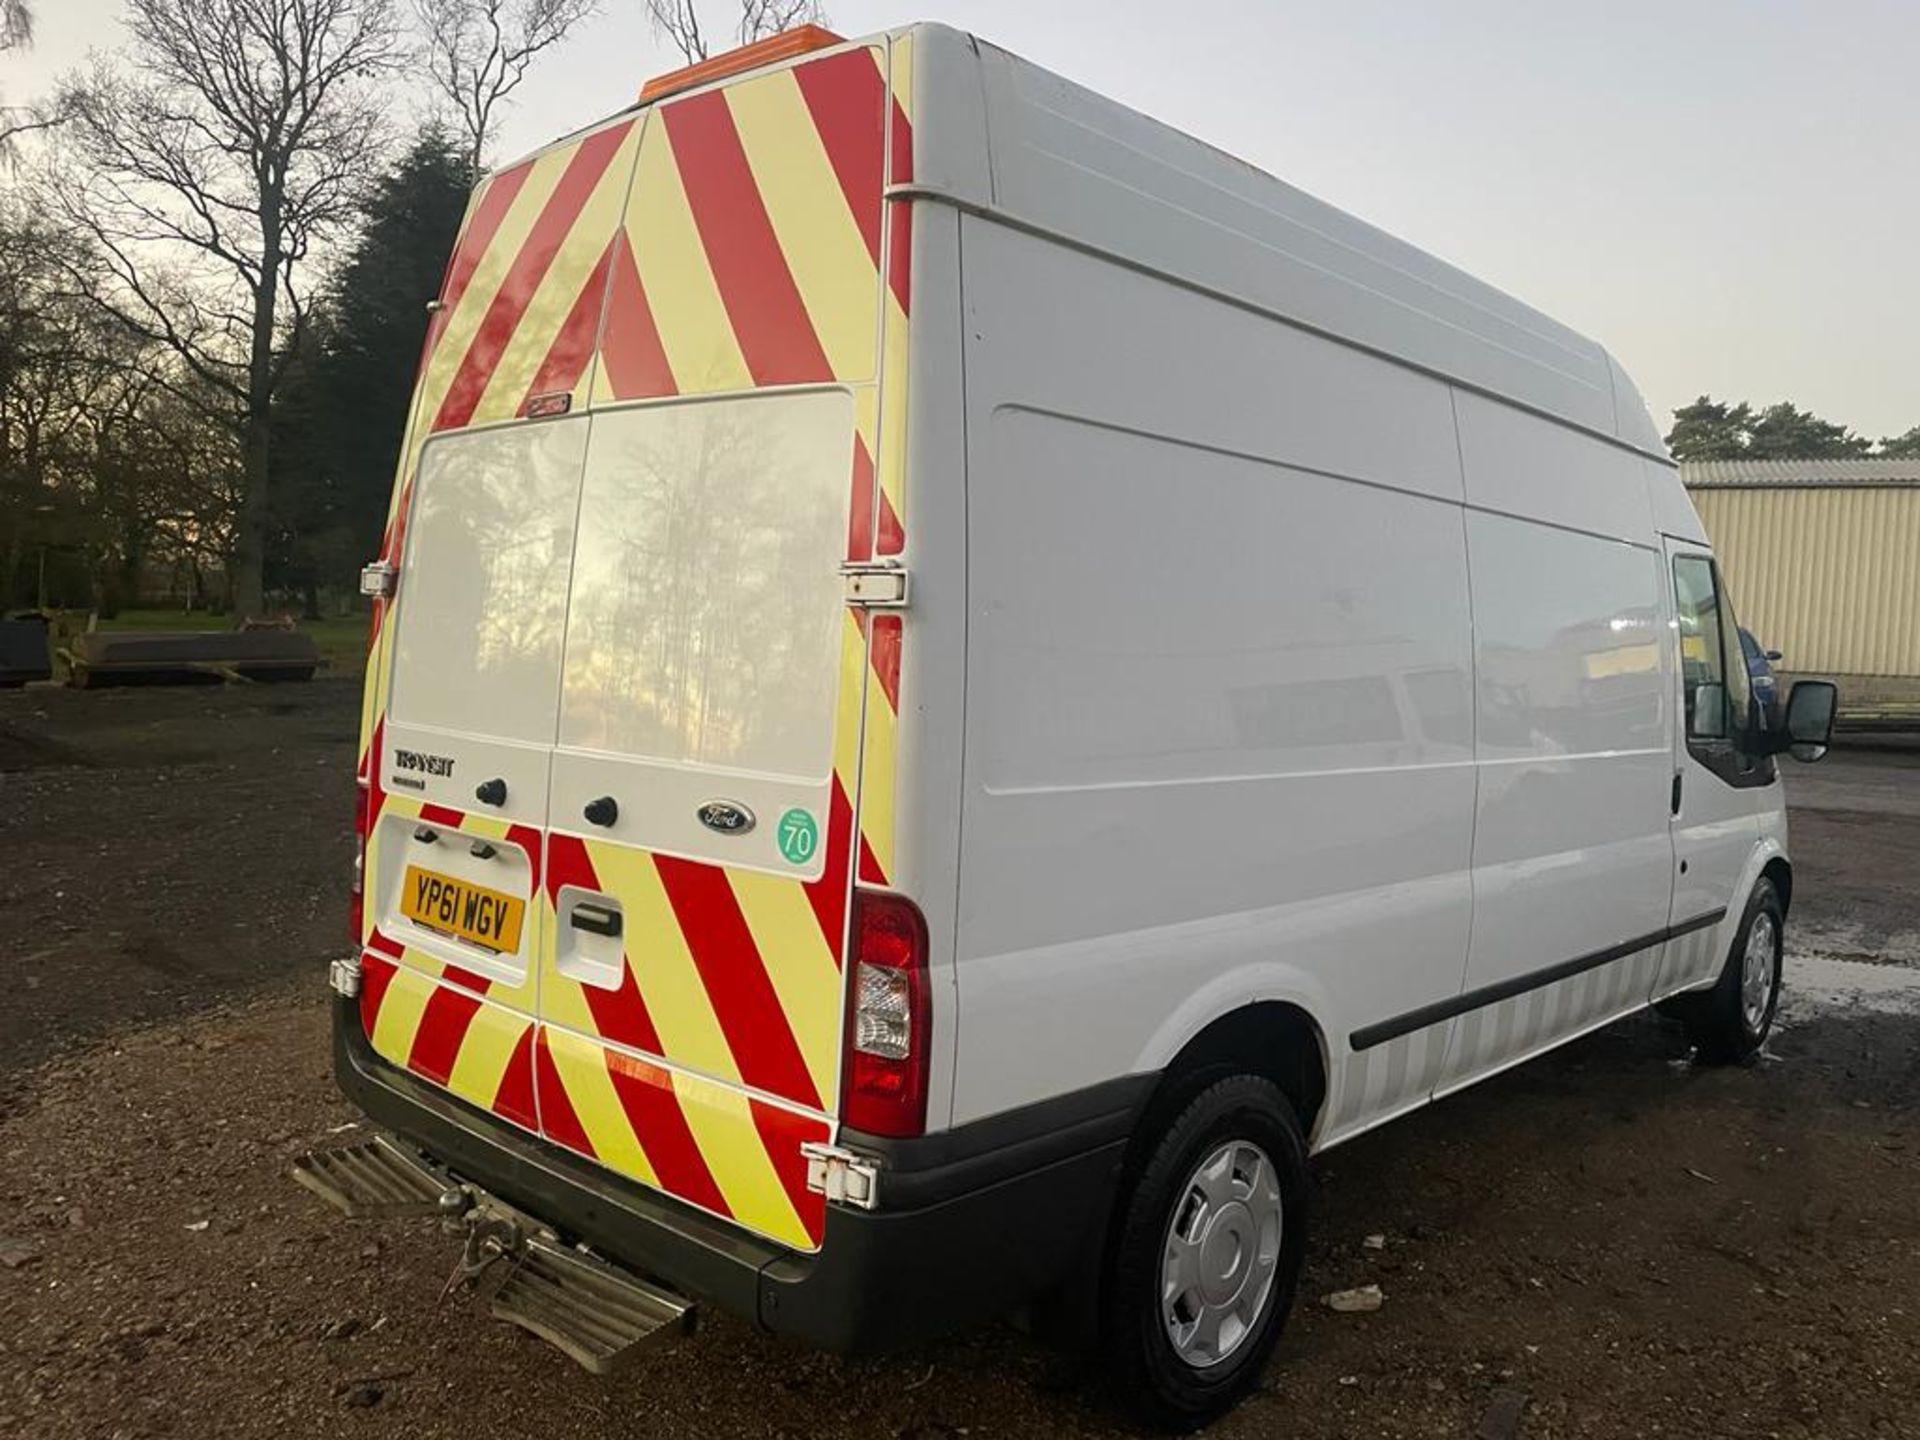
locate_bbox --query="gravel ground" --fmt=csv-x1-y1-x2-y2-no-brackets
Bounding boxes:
2,682,1917,1439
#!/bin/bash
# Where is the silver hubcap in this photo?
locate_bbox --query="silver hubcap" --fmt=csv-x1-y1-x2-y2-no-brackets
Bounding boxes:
1742,912,1779,1033
1161,1140,1283,1368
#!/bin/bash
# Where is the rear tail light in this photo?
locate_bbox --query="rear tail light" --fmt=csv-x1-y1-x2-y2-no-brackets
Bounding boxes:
841,889,930,1138
349,780,370,943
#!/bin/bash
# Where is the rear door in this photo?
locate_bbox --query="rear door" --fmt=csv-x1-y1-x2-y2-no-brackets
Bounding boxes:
371,414,588,1047
537,392,865,1252
527,40,904,1253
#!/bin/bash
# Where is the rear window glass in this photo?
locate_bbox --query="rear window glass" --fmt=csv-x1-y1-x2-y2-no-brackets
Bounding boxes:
389,420,588,743
558,390,853,781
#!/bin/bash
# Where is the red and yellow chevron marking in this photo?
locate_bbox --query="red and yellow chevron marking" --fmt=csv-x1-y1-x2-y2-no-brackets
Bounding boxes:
591,45,887,402
535,1026,827,1250
359,952,538,1132
350,34,920,1253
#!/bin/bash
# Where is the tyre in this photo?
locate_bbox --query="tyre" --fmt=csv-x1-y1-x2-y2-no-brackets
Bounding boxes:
1099,1074,1309,1431
1682,877,1784,1064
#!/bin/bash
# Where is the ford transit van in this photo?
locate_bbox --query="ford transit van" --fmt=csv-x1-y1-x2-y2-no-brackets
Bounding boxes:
308,22,1838,1428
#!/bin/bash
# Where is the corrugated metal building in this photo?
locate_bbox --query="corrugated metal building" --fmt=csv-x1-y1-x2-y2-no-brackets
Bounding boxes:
1683,458,1920,715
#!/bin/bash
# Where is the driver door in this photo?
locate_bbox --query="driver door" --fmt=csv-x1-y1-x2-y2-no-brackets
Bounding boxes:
1658,539,1769,995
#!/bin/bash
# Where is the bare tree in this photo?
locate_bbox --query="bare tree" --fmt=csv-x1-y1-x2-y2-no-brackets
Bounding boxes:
55,0,401,616
646,0,707,62
0,0,30,49
0,197,235,613
736,0,821,45
644,0,824,66
413,0,599,175
0,0,54,154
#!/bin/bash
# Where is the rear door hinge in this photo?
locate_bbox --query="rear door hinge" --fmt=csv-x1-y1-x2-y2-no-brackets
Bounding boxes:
329,955,363,999
800,1141,880,1210
839,560,908,610
360,559,397,599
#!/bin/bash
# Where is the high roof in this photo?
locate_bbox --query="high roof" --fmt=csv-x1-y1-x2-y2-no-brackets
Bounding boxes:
909,24,1669,461
1681,457,1920,488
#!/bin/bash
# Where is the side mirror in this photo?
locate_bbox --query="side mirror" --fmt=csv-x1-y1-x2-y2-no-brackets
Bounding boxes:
1688,681,1728,740
1765,649,1783,663
1777,680,1837,761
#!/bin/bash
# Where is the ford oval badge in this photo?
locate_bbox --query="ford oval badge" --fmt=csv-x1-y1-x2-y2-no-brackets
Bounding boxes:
697,800,756,836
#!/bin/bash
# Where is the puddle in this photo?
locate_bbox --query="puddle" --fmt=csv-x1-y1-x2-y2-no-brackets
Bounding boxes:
1792,918,1920,968
1782,949,1920,1020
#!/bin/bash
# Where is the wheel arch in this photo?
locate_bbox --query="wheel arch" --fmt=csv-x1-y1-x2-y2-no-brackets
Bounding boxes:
1137,1001,1330,1154
1760,854,1793,917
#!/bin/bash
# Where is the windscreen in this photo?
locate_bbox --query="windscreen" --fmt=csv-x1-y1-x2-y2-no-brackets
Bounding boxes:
558,389,854,780
389,419,588,741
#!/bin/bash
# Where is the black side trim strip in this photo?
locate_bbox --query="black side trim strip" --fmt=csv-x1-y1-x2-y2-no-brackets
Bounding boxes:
1349,908,1729,1053
1666,908,1729,942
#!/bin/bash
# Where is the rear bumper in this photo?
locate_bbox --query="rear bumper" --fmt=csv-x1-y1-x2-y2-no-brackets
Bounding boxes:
330,995,1147,1353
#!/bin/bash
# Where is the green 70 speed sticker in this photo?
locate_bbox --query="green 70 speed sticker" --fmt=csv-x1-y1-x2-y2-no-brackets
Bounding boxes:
776,807,819,866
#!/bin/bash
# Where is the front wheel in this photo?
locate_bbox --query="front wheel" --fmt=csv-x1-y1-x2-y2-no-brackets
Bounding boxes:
1099,1074,1308,1430
1683,877,1784,1064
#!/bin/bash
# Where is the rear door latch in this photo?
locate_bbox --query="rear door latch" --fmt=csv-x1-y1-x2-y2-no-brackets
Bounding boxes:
800,1141,880,1209
839,561,908,610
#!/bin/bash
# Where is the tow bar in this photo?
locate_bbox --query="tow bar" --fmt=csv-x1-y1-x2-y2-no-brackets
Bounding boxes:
292,1133,695,1372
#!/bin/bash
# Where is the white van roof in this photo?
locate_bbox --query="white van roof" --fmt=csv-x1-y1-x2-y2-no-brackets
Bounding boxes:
904,23,1668,461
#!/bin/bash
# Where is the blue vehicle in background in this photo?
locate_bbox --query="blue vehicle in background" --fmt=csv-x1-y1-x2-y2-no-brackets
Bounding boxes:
1741,628,1783,724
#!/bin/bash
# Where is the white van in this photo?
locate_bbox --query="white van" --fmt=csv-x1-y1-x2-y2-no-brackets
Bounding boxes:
307,22,1839,1428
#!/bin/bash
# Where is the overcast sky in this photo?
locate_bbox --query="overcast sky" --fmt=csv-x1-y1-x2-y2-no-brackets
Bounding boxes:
6,1,1916,439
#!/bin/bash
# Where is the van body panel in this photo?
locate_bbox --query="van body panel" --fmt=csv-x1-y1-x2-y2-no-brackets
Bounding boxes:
1454,390,1658,542
959,38,1637,455
1606,352,1666,455
900,22,992,203
1440,509,1676,1088
1647,459,1711,545
891,193,966,1130
1659,824,1787,1006
951,217,1476,1129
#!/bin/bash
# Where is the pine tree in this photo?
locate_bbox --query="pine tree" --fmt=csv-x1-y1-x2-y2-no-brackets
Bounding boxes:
272,127,471,604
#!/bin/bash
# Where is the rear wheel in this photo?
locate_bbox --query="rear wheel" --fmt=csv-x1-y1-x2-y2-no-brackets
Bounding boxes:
1681,878,1784,1064
1099,1074,1308,1430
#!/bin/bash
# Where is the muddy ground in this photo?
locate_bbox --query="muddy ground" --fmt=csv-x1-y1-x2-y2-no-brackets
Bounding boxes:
2,680,1918,1439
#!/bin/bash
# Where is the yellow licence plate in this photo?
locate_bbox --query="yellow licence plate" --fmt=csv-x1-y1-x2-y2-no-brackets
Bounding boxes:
400,865,526,953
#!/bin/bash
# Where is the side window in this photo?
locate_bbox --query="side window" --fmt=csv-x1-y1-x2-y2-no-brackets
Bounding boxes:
1672,555,1764,779
1672,557,1730,742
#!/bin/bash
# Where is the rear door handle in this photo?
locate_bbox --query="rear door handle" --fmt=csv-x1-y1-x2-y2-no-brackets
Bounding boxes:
1671,772,1683,816
569,903,622,939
